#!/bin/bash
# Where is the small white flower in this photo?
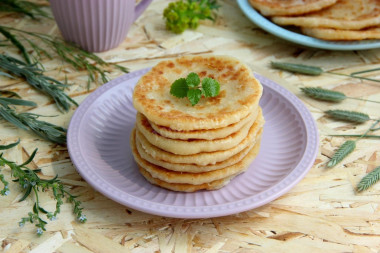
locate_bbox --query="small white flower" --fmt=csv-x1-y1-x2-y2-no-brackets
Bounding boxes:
49,216,57,221
78,215,87,222
31,181,36,186
36,228,43,235
18,222,24,228
4,190,10,196
4,185,9,189
23,183,28,188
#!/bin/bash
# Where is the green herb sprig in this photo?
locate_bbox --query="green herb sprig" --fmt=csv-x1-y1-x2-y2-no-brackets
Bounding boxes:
0,140,86,236
0,25,128,86
0,54,77,112
0,91,67,144
357,166,380,192
327,119,380,168
301,87,380,104
271,61,380,83
170,72,220,106
0,0,49,19
163,0,220,34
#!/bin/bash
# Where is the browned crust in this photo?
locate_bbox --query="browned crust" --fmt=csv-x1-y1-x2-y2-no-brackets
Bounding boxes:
132,55,263,131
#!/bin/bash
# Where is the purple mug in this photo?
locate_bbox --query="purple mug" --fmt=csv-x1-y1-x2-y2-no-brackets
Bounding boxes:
50,0,152,52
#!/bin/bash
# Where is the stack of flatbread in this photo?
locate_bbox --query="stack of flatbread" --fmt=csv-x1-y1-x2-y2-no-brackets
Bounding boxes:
249,0,380,40
131,55,264,192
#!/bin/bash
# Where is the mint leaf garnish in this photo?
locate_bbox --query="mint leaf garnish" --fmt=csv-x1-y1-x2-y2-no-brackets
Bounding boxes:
202,77,220,97
170,78,188,98
170,73,220,105
186,72,200,87
187,89,202,106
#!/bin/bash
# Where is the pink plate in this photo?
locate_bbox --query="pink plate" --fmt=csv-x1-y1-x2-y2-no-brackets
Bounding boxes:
67,69,319,218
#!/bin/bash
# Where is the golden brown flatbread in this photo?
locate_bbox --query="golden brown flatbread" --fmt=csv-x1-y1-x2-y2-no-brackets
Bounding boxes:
272,0,380,30
301,27,380,40
249,0,337,16
133,55,263,131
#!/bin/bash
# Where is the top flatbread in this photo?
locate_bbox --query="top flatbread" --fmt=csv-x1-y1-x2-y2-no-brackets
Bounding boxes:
272,0,380,30
133,55,262,131
249,0,337,16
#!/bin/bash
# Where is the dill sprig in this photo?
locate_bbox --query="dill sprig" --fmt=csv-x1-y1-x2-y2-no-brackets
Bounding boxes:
0,0,49,19
0,140,86,236
301,87,380,104
327,119,380,168
0,54,77,112
0,92,67,144
0,25,129,86
325,110,370,123
271,61,380,83
357,166,380,192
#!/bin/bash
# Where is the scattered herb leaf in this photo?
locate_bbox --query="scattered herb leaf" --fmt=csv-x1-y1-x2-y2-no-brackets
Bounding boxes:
0,54,77,112
0,25,128,86
0,143,86,235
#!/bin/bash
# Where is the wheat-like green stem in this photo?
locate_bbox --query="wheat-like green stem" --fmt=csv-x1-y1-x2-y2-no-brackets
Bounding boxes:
357,166,380,192
301,87,380,104
325,110,370,123
271,61,380,83
327,119,380,168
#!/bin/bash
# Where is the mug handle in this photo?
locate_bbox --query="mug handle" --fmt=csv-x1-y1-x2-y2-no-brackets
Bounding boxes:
134,0,153,21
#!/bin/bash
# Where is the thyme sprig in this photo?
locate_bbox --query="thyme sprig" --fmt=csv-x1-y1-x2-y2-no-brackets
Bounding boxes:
327,119,380,168
0,0,49,19
0,140,86,235
271,61,380,83
0,54,77,112
0,91,67,144
0,25,129,86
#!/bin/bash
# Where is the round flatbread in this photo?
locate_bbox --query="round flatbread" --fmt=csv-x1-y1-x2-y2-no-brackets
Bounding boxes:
133,55,262,131
272,0,380,30
131,129,262,185
149,109,259,140
301,27,380,40
249,0,337,16
136,114,264,166
136,131,262,173
136,111,258,155
138,166,237,192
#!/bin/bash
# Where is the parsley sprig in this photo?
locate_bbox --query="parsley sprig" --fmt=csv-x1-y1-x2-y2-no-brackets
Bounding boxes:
0,140,86,236
163,0,220,34
170,72,220,106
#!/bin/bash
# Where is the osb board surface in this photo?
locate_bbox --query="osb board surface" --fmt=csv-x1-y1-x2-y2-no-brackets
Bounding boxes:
1,0,380,252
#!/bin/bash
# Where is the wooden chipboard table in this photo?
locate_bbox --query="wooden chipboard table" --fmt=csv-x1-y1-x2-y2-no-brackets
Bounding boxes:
1,1,380,252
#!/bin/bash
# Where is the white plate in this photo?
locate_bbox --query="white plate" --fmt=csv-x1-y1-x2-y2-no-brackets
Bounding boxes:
237,0,380,51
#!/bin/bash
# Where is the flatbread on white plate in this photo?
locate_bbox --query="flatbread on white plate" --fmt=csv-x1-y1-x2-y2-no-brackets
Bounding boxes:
272,0,380,30
301,27,380,40
249,0,337,16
